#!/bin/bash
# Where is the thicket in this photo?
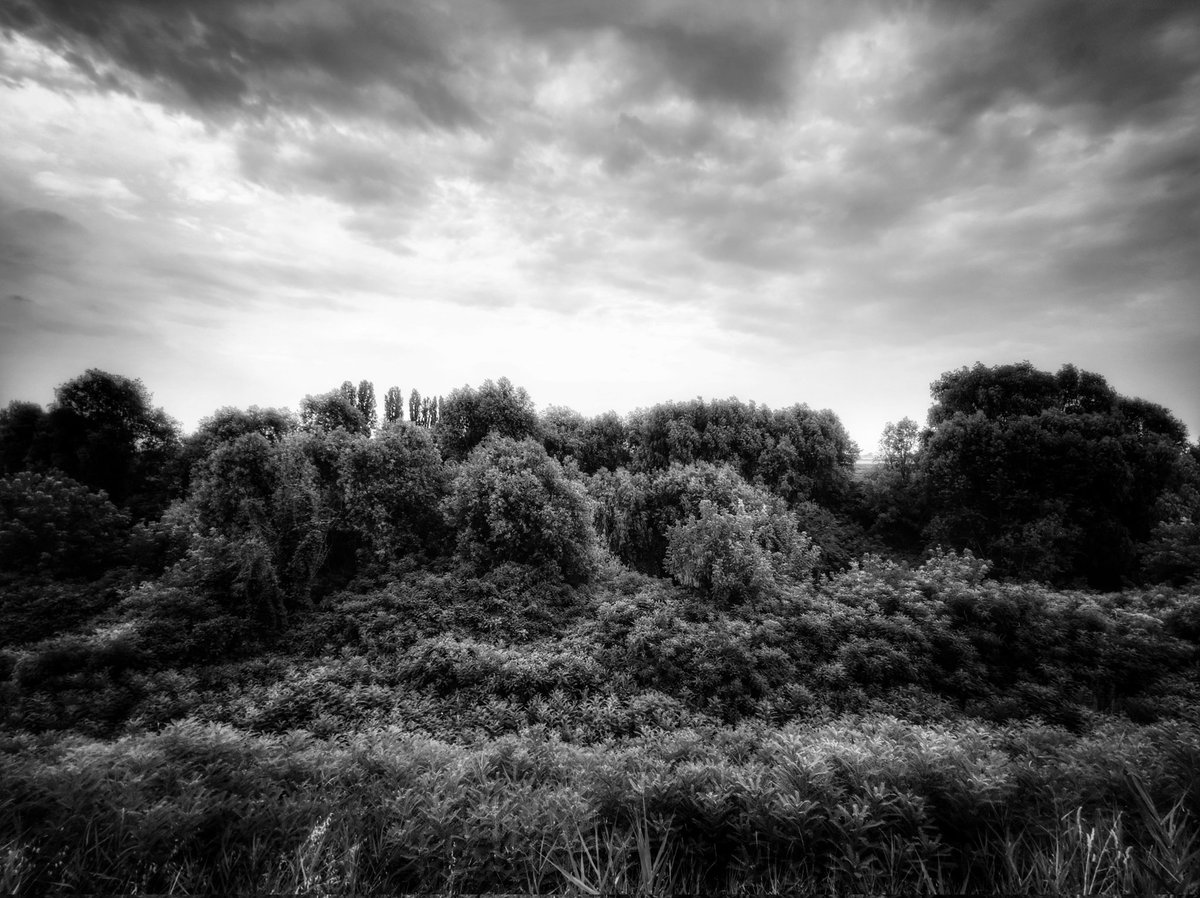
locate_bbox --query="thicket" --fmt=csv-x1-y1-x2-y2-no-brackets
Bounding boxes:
0,362,1198,895
3,718,1198,894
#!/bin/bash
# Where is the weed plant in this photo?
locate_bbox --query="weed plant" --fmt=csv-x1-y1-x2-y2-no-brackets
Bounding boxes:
3,715,1199,894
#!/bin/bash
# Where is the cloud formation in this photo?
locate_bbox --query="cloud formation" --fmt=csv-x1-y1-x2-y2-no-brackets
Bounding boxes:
2,0,479,126
0,0,1197,443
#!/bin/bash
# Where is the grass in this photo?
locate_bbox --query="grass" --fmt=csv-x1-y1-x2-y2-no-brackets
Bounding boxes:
2,716,1198,895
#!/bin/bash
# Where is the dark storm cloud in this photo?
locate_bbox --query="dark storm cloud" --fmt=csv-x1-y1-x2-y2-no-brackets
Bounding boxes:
912,0,1200,132
1,0,480,127
1,0,850,136
493,0,857,112
614,20,793,110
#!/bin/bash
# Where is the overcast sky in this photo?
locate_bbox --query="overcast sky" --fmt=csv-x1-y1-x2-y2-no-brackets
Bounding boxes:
1,0,1197,449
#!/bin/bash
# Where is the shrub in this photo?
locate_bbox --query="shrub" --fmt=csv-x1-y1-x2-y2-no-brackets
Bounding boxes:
445,435,599,584
338,424,448,566
0,471,130,578
665,498,819,603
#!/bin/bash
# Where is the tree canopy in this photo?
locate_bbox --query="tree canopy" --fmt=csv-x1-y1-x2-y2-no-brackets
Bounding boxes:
36,370,181,518
438,377,539,460
920,362,1194,587
444,435,599,584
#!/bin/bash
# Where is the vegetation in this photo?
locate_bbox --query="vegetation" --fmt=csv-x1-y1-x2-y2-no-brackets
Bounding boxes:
0,361,1197,894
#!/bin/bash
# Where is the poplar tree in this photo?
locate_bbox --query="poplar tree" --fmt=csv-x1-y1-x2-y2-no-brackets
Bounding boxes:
356,380,377,431
383,386,403,424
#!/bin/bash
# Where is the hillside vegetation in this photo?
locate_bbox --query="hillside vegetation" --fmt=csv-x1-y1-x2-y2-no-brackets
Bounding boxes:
1,363,1198,895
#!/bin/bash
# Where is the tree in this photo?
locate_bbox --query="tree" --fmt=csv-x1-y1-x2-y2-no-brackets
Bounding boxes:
1140,459,1200,585
577,411,631,473
437,377,539,460
42,369,182,518
0,471,130,579
928,361,1062,425
356,380,377,432
285,426,362,589
879,417,920,483
444,435,599,584
409,388,422,425
192,406,297,447
383,386,403,424
921,362,1192,588
299,390,369,435
664,498,819,605
591,460,818,578
541,405,584,463
182,433,329,624
0,400,47,476
181,406,297,486
625,397,858,507
338,424,448,566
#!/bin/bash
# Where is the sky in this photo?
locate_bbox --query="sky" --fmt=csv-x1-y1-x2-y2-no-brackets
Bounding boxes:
1,0,1198,450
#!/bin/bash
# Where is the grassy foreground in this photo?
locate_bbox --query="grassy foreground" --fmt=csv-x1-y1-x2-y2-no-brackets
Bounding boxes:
4,552,1200,895
3,713,1199,894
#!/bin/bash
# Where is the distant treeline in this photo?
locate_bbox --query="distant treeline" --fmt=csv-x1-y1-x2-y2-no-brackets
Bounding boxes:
1,361,1196,597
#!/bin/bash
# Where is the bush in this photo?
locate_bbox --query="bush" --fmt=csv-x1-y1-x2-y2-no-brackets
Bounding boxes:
176,434,330,623
0,471,130,578
0,576,128,648
338,424,448,567
445,435,600,584
665,498,819,603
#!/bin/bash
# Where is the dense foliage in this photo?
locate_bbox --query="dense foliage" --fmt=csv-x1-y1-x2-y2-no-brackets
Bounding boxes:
0,362,1197,895
911,362,1197,588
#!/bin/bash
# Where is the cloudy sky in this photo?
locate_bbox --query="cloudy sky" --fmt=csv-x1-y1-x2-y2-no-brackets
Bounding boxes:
1,0,1198,448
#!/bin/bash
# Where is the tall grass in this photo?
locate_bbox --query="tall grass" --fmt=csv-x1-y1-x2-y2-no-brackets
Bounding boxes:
2,715,1198,894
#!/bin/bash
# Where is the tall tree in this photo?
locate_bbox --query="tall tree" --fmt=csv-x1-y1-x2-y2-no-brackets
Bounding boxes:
356,380,377,431
383,386,403,424
409,388,422,425
879,417,920,483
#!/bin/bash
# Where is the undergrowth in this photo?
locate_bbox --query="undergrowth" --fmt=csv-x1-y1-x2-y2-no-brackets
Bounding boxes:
2,715,1198,895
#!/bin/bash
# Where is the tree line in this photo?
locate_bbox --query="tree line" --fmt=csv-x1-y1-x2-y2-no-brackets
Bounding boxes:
1,361,1197,629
